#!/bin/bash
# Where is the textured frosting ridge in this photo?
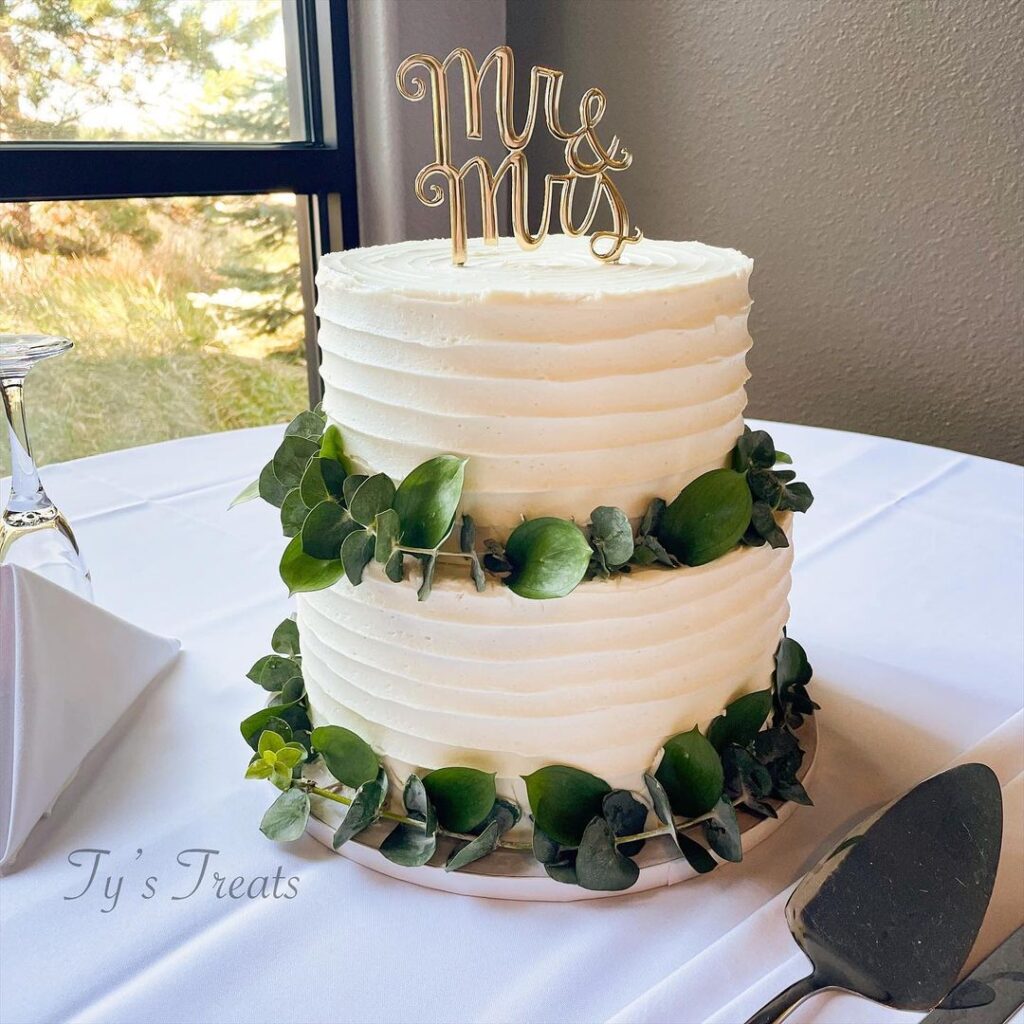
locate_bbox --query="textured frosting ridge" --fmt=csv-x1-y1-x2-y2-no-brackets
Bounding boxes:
297,527,792,804
315,234,754,530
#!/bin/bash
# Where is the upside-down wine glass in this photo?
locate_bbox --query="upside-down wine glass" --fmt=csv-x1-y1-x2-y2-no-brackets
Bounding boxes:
0,334,93,600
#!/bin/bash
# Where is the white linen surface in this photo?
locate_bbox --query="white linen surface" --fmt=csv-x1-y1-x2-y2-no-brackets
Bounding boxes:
0,421,1021,1024
0,564,180,869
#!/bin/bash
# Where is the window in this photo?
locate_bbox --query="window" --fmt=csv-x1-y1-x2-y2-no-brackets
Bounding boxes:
0,0,358,471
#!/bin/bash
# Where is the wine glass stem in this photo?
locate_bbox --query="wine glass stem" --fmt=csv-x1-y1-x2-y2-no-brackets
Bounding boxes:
1,376,47,514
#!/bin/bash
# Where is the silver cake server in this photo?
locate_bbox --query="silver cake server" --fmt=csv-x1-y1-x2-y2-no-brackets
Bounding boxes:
744,762,1003,1024
922,926,1024,1024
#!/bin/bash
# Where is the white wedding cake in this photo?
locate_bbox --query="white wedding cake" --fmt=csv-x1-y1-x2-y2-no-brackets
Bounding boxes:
295,233,793,814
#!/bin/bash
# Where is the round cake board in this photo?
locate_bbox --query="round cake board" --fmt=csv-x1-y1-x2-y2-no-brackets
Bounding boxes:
305,718,817,902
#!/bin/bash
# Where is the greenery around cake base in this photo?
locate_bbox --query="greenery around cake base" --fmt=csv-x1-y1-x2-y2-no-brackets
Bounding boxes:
241,619,819,892
231,407,813,601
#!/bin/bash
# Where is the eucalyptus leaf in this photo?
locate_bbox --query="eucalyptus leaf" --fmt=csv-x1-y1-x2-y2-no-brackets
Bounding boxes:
342,473,367,506
655,726,725,817
676,832,718,874
385,549,405,583
722,745,776,818
460,513,476,552
702,797,743,862
417,553,436,601
258,460,289,509
773,635,817,728
374,508,401,563
300,456,347,507
575,816,640,891
445,819,501,872
643,773,675,827
277,676,305,705
639,497,666,538
402,773,436,828
381,775,437,867
379,824,438,867
311,725,379,789
741,522,767,548
422,767,497,833
272,435,319,490
589,506,634,568
341,528,374,585
639,534,680,568
461,515,486,592
285,408,326,440
748,469,783,506
545,859,579,884
474,797,521,836
246,654,301,692
240,700,304,748
320,424,346,464
259,717,293,742
279,534,344,595
332,769,388,848
301,500,358,560
778,480,814,513
229,477,260,508
733,428,777,472
260,788,310,842
750,501,789,549
602,789,648,856
280,488,310,538
707,689,772,751
775,777,813,806
393,455,467,549
532,827,563,865
505,518,592,600
753,726,811,805
349,473,396,527
657,468,753,566
271,617,301,657
523,764,611,846
482,539,512,576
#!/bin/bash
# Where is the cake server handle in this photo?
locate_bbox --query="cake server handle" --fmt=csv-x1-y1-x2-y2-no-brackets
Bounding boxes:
742,972,834,1024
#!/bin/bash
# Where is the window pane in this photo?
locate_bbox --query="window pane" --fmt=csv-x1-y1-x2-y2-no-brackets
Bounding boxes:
0,1,301,142
0,194,306,473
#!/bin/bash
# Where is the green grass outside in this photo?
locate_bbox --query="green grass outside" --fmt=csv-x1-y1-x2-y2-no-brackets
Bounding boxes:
0,202,307,477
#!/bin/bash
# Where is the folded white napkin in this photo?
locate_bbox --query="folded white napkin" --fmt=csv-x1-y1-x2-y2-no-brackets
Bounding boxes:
0,563,180,869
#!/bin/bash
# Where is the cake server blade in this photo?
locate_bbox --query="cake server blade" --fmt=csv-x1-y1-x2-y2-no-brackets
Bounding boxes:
920,926,1024,1024
743,762,1003,1024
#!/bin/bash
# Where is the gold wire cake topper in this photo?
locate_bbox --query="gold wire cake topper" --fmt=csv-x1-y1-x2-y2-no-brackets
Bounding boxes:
396,46,642,266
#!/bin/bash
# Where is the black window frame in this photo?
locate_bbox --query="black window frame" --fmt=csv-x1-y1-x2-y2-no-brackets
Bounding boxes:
0,0,359,404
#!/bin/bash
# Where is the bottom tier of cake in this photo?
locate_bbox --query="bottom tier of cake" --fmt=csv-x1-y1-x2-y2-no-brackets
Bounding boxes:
296,518,793,818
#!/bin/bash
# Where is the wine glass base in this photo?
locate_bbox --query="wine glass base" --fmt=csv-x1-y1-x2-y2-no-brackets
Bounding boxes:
0,334,73,377
0,518,93,602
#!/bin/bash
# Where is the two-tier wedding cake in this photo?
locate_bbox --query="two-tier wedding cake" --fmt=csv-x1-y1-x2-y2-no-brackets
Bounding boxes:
297,234,790,809
237,45,817,898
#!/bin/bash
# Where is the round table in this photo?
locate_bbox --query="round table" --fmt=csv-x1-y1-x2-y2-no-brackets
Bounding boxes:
2,421,1022,1024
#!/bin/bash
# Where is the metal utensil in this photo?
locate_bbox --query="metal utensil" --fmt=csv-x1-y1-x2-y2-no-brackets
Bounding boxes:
922,926,1024,1024
745,762,1003,1024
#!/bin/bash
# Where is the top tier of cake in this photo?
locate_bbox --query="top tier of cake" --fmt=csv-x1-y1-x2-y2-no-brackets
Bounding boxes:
315,234,753,532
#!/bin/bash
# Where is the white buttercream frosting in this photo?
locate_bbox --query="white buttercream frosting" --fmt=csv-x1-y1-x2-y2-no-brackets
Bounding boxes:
297,526,791,809
315,234,754,529
303,234,793,821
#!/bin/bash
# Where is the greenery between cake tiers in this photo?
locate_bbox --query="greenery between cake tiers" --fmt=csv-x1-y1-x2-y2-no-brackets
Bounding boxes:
231,407,814,601
241,617,819,892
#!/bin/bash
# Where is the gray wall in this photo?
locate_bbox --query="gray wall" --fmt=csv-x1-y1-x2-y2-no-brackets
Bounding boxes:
507,0,1023,462
349,0,507,242
352,0,1023,462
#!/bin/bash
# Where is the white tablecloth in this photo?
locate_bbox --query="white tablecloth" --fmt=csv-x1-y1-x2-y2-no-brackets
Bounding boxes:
1,421,1022,1024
